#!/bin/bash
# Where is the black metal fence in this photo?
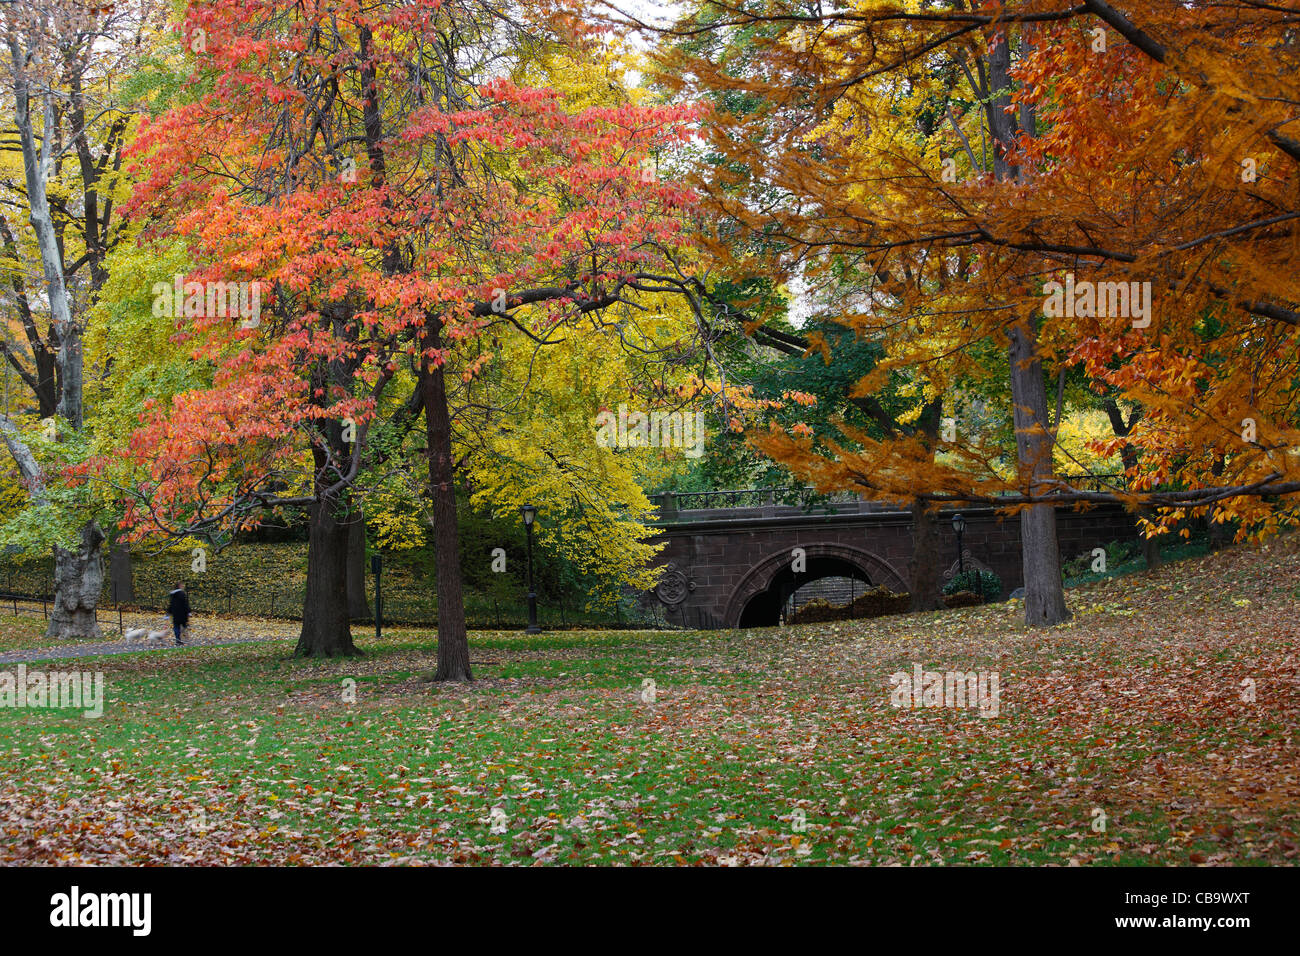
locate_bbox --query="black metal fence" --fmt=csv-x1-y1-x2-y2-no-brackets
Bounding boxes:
0,565,656,632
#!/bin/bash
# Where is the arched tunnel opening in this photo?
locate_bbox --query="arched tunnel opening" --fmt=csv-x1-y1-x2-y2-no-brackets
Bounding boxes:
737,556,874,627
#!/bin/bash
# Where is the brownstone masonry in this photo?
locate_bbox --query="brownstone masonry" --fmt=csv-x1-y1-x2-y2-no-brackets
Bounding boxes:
644,497,1139,629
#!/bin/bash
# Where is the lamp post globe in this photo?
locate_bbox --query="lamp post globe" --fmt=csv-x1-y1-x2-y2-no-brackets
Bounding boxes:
520,504,541,634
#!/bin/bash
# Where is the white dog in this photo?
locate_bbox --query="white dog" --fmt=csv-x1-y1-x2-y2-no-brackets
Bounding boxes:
123,626,170,644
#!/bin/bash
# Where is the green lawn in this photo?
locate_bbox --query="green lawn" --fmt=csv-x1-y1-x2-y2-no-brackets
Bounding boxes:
0,612,70,654
1,536,1297,865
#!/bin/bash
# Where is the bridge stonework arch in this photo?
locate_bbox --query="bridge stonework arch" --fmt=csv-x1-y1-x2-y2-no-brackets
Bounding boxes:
643,497,1139,629
723,543,908,629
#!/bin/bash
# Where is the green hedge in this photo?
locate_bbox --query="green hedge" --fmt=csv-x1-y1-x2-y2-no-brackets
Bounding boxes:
0,541,645,628
942,568,1002,602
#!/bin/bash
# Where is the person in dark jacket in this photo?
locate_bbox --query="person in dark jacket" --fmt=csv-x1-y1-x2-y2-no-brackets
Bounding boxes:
167,582,191,646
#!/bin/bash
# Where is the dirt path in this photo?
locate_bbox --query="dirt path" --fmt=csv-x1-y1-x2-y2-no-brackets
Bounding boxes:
0,633,297,665
0,611,300,665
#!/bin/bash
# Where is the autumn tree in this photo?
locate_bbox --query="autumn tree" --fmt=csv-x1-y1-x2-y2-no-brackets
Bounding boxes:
115,0,700,675
0,0,170,637
644,0,1300,626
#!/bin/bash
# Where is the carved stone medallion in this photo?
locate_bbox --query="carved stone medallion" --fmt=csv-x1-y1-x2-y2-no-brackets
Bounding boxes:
655,562,695,605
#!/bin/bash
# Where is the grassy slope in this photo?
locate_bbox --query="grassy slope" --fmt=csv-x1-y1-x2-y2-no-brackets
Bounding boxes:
0,535,1297,865
0,614,62,654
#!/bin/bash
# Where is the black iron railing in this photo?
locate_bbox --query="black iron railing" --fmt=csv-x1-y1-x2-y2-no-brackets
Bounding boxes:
652,475,1128,512
650,487,863,512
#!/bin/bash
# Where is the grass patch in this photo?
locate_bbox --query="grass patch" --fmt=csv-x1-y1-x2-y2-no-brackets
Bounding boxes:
1,536,1297,865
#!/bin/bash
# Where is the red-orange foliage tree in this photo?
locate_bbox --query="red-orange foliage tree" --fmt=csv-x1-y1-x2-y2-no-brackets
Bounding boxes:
114,0,698,674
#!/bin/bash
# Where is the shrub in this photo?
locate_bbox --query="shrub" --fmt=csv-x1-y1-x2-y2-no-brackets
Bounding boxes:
1061,539,1141,581
848,586,913,618
788,598,841,624
789,585,911,624
942,568,1001,602
943,591,982,608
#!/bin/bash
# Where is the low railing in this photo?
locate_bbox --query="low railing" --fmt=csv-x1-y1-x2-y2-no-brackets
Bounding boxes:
651,475,1128,513
649,487,864,513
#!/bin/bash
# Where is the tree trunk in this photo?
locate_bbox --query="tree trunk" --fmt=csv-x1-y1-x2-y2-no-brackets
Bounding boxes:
346,506,371,620
1142,534,1163,569
985,36,1021,181
1207,510,1233,552
35,349,57,419
0,218,59,419
1107,402,1161,570
295,495,359,657
1008,319,1071,626
9,63,80,428
56,322,83,429
1206,455,1232,551
422,320,472,682
0,414,44,491
908,400,945,611
908,499,944,611
46,521,104,641
986,34,1069,627
1128,465,1164,571
109,544,133,603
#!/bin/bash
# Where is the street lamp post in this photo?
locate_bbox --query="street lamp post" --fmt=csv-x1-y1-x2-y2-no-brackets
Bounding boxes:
952,512,966,576
371,554,382,640
520,504,541,634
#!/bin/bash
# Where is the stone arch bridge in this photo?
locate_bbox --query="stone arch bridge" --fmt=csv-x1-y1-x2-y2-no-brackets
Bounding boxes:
643,487,1139,629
